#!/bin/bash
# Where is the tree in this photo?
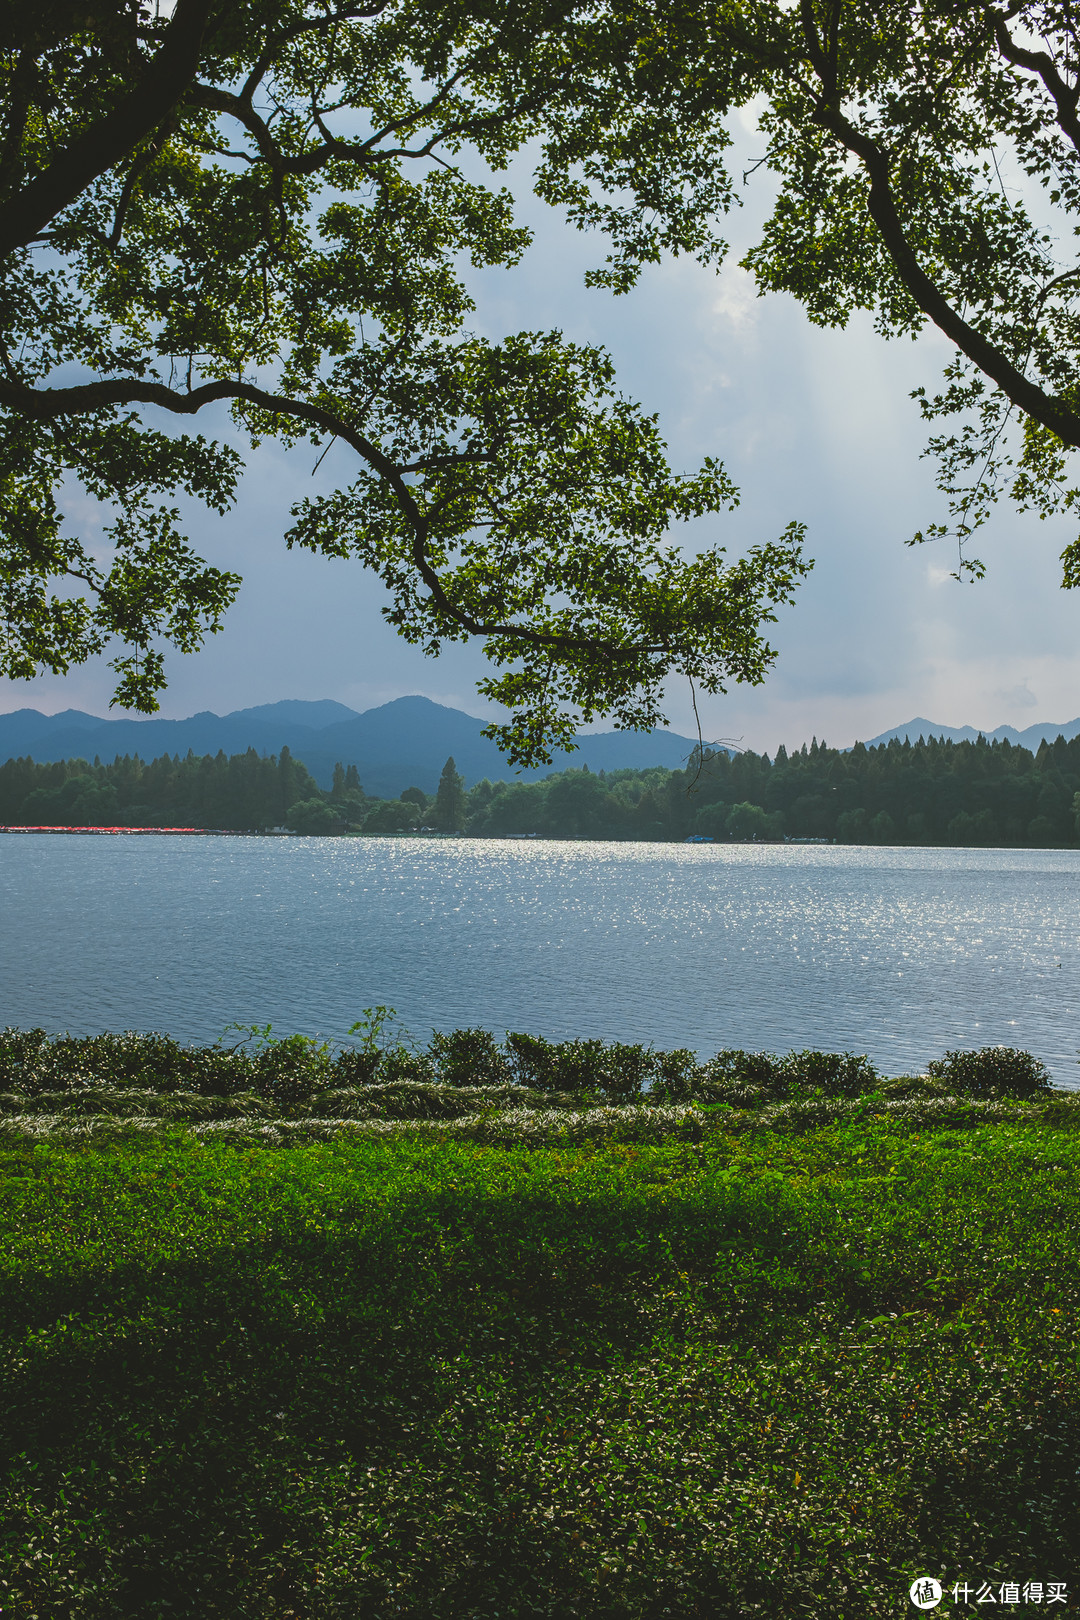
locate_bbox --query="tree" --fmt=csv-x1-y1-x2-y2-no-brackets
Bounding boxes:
725,800,770,840
535,0,1080,586
362,797,419,834
542,768,619,838
285,796,339,835
837,808,868,844
0,0,809,765
868,810,896,845
433,756,467,831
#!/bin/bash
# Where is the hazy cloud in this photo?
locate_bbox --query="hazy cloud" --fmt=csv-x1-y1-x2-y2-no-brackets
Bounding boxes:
994,681,1039,709
711,264,759,329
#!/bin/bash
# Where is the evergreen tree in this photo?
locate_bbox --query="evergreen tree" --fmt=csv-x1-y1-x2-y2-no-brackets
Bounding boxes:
279,746,296,823
433,758,467,832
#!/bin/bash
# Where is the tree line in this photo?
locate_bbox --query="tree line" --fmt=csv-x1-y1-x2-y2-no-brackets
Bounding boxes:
467,733,1080,846
4,731,1080,844
416,733,1080,845
0,749,469,835
0,747,322,833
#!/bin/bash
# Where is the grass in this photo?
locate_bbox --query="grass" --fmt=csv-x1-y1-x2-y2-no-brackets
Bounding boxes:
1,1113,1079,1617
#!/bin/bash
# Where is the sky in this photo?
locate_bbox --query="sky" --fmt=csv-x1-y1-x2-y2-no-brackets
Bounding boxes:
4,111,1080,760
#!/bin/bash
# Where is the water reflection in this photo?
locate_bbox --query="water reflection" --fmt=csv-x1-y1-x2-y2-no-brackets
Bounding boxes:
1,836,1077,1086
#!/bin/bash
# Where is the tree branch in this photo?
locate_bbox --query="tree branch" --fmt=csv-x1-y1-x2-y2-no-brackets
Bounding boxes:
106,119,176,250
188,84,285,173
0,371,667,657
190,68,534,183
808,99,1080,448
238,2,390,105
0,0,217,260
990,10,1080,155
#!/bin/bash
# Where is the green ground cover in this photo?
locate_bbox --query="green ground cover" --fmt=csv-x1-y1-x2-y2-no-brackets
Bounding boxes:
1,1101,1079,1618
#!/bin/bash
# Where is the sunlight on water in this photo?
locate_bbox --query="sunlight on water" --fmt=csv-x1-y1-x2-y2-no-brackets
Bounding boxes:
2,836,1079,1085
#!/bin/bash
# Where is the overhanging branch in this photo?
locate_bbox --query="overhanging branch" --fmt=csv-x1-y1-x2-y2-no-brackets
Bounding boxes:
0,370,672,659
808,99,1080,449
0,0,217,260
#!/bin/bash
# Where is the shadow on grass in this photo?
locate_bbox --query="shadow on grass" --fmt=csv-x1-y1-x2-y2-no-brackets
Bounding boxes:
1,1156,1079,1618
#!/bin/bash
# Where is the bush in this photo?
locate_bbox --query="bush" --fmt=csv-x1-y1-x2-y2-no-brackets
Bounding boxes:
927,1046,1054,1099
696,1049,784,1100
245,1034,335,1110
504,1032,563,1087
329,1049,381,1087
650,1048,707,1102
600,1041,661,1101
428,1028,513,1087
777,1049,879,1099
375,1048,436,1085
544,1038,611,1092
504,1036,667,1100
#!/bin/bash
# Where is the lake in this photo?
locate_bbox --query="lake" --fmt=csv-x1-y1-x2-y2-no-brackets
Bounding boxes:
1,835,1079,1086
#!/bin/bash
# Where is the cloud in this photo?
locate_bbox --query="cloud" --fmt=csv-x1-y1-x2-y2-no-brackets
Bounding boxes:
711,264,758,329
993,680,1039,709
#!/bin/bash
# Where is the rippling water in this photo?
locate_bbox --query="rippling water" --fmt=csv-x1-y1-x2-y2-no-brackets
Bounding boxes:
2,835,1079,1085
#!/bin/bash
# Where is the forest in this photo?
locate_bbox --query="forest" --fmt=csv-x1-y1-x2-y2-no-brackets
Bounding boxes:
467,731,1080,844
0,746,324,834
3,729,1080,844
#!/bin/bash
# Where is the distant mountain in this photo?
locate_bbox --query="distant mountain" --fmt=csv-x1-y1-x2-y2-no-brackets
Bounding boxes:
227,699,361,729
0,696,700,798
860,716,1080,751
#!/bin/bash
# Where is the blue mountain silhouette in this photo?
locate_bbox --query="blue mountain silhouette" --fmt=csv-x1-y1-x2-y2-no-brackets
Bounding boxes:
860,716,1080,750
0,696,702,798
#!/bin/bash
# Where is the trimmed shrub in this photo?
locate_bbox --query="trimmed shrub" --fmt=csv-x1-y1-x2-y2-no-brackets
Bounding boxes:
598,1042,659,1101
505,1033,563,1087
428,1028,513,1087
246,1036,334,1109
927,1046,1054,1099
650,1048,706,1102
329,1048,381,1087
777,1049,879,1099
375,1047,437,1085
695,1050,784,1100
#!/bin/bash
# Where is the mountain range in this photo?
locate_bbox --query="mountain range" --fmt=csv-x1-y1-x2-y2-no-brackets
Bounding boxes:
4,699,1078,798
0,697,702,799
860,717,1080,750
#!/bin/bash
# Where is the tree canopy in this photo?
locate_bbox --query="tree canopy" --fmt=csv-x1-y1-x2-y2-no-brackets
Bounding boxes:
11,0,1073,747
0,0,812,765
550,0,1080,583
